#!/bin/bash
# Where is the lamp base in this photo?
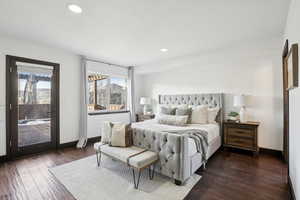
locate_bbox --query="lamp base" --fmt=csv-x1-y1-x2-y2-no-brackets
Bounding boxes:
144,105,152,115
239,107,246,123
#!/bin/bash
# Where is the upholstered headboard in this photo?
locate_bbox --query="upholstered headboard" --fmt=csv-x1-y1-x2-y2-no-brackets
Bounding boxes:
159,93,222,108
158,93,224,135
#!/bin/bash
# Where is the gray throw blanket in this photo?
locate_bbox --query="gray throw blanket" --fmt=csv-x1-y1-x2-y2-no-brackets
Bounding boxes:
162,129,209,162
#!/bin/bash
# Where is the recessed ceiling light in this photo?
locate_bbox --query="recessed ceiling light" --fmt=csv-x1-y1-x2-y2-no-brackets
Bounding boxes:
160,48,168,52
68,4,82,14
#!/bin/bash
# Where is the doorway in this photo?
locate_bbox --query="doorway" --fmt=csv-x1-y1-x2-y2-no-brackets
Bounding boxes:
6,55,60,158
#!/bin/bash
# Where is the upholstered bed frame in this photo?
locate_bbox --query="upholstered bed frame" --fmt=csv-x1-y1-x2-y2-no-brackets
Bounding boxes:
132,93,223,185
158,93,224,135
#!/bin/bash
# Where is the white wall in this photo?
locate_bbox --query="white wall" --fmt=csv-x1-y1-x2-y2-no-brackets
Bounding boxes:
135,37,283,150
0,35,130,156
0,35,81,156
85,60,131,138
87,113,130,138
284,0,300,198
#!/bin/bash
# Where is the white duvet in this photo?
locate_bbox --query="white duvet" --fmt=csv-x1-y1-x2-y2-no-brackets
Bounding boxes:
132,119,220,156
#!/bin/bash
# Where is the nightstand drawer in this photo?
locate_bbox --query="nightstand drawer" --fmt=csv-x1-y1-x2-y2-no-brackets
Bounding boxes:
223,121,260,154
227,127,254,139
227,136,254,149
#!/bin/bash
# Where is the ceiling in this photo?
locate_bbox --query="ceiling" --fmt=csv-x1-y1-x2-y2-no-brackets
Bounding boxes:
0,0,290,66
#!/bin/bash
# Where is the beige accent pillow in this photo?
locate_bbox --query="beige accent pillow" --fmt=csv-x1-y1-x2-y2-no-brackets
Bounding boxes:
110,123,132,147
101,121,113,144
208,107,220,124
191,105,208,124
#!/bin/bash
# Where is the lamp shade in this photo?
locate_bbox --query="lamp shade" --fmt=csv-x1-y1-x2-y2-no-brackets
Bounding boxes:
140,97,151,105
233,95,245,107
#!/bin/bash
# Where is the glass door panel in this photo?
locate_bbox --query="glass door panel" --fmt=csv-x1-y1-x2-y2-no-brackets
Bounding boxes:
17,64,53,148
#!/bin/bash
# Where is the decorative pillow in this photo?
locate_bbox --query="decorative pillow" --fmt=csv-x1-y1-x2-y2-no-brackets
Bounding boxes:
159,105,176,115
157,114,188,126
175,108,191,115
175,105,192,123
208,107,220,124
101,121,113,144
110,123,132,147
174,104,187,114
191,105,208,124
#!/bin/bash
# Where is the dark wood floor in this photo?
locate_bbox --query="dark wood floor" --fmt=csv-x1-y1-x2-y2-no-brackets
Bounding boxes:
0,145,290,200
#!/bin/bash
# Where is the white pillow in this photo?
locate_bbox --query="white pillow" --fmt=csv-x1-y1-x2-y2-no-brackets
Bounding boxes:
208,107,220,124
101,121,113,144
157,114,188,126
191,105,208,124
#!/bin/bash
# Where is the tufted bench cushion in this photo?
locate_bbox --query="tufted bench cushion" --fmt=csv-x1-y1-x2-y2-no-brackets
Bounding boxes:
94,142,158,169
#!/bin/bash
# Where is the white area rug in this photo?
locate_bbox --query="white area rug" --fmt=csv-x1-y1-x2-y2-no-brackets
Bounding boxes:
50,155,201,200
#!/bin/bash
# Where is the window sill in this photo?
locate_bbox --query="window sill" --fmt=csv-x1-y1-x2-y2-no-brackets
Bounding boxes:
88,110,130,116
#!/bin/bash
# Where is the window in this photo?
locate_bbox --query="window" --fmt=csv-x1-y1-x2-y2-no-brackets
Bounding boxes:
88,73,128,113
18,73,52,105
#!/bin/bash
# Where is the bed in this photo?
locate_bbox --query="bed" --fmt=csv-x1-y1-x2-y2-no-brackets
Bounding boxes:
131,93,223,185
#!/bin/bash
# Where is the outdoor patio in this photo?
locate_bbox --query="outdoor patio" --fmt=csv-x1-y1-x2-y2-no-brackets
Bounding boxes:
18,120,51,147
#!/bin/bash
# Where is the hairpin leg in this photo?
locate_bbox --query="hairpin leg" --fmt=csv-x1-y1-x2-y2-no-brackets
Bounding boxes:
132,168,141,189
96,151,101,167
148,164,155,180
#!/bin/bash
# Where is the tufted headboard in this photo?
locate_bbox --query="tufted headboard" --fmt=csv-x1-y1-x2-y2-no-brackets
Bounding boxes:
158,93,224,134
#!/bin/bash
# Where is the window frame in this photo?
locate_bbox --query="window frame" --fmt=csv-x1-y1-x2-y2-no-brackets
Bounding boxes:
87,74,129,115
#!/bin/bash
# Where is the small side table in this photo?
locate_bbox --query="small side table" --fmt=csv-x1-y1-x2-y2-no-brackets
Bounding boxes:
136,114,155,122
223,121,260,155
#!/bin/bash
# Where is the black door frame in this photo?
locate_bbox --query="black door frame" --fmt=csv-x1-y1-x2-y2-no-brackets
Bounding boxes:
6,55,60,159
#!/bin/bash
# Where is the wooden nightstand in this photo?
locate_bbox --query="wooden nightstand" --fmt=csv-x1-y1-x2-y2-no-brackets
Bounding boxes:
223,121,260,155
136,114,155,122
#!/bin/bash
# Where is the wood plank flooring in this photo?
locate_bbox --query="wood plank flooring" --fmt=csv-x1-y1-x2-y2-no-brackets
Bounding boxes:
0,145,290,200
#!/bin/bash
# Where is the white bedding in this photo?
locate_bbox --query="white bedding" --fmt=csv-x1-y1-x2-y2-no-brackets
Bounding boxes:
132,119,220,156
